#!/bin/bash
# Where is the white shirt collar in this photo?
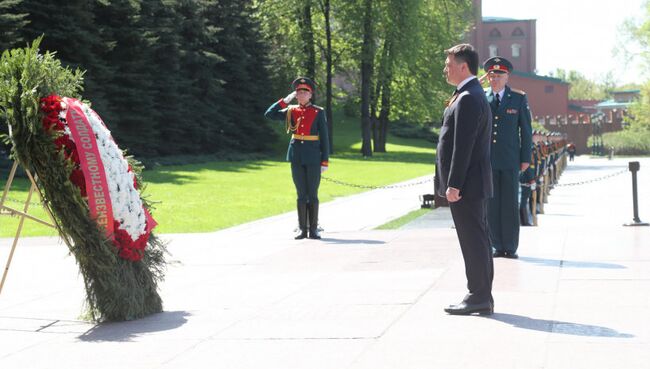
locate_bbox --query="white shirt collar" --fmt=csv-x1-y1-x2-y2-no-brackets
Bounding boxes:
456,76,476,91
492,88,505,100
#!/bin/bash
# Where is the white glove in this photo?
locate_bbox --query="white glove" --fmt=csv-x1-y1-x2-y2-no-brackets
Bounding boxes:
283,91,296,104
321,166,328,173
530,183,537,190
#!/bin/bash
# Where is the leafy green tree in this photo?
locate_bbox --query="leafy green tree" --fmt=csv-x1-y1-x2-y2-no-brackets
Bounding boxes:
0,0,28,51
205,0,276,152
551,68,609,100
619,0,650,132
359,0,374,157
18,0,111,118
93,0,158,156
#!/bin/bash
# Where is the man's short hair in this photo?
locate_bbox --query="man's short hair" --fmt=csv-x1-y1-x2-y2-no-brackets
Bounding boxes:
445,44,479,75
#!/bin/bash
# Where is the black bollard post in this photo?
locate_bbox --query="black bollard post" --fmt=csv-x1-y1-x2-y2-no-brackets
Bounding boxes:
624,161,649,226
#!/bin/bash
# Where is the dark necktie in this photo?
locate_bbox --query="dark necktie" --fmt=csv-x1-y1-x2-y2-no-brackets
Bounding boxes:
495,93,501,108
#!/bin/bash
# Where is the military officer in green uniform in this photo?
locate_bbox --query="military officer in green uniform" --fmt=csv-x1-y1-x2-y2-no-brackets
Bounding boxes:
265,77,330,240
483,57,533,258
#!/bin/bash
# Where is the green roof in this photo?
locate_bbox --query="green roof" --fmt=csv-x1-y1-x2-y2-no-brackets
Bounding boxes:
612,89,640,94
483,16,535,23
595,100,630,109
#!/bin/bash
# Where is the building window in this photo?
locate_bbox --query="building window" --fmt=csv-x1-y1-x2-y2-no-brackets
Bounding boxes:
512,27,524,37
511,44,521,58
489,44,498,58
489,28,502,38
545,85,554,93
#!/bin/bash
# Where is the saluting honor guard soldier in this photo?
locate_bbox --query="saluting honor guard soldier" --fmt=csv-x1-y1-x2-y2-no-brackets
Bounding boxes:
265,77,330,240
483,56,533,259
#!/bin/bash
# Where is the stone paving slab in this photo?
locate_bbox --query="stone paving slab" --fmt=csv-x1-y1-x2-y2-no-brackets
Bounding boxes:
0,157,649,368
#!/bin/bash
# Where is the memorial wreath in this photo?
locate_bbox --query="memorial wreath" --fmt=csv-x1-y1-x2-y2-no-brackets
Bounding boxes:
0,39,167,321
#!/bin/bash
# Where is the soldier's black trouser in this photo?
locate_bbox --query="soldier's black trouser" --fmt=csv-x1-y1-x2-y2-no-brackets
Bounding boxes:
291,162,321,204
488,169,520,253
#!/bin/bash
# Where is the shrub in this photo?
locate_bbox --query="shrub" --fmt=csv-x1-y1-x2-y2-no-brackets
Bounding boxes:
389,120,439,143
593,129,650,155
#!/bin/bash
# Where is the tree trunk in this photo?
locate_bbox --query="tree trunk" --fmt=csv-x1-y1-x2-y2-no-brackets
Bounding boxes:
360,0,374,157
377,81,391,152
377,38,394,153
299,1,316,78
323,0,334,153
373,37,390,152
371,64,381,152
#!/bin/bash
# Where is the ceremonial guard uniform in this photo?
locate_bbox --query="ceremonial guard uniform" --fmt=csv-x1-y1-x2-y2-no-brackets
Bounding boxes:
484,57,533,258
265,77,330,239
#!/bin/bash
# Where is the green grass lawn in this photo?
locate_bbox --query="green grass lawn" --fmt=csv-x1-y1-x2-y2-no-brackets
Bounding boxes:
1,110,435,237
375,208,431,230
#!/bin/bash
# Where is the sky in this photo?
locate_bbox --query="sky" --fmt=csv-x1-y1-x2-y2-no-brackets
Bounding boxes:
482,0,647,86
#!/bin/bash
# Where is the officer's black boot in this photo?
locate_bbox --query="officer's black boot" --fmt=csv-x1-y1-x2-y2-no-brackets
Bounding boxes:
295,202,308,240
308,202,321,239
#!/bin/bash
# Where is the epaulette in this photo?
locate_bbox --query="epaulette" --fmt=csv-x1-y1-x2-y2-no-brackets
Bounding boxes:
311,104,324,110
510,88,526,95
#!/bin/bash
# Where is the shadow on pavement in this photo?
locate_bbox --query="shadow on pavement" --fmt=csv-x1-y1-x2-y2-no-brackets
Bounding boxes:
320,238,386,245
490,313,634,338
519,256,626,269
77,310,190,342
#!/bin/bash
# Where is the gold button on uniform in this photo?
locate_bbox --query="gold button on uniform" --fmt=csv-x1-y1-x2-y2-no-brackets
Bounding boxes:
493,140,497,143
494,116,499,120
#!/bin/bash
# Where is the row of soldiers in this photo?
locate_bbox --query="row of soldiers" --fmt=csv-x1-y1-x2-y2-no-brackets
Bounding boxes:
519,131,568,226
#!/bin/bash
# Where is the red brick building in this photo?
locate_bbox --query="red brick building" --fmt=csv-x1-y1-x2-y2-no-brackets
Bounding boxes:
472,17,536,74
508,71,569,120
469,0,567,121
469,0,631,154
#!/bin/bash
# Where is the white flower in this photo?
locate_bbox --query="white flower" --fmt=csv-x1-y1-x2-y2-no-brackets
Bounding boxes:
60,101,148,242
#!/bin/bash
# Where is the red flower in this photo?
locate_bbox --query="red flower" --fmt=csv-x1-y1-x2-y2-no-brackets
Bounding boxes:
40,94,152,263
112,221,150,261
69,169,87,197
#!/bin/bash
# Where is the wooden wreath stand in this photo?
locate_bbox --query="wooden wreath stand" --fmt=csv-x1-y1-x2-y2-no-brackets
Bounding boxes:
0,161,57,296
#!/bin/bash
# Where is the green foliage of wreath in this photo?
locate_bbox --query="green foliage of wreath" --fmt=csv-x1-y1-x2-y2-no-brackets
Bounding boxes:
0,38,167,321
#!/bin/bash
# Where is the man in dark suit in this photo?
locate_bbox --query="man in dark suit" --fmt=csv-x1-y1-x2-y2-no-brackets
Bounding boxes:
436,44,494,316
483,57,533,259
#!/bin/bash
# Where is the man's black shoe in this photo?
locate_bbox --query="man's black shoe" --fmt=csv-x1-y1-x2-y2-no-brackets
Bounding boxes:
444,301,493,315
504,252,519,259
493,251,506,258
308,229,321,239
295,230,308,240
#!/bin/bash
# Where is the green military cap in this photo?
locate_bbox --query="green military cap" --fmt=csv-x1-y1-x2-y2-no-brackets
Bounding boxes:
291,77,316,93
483,56,513,74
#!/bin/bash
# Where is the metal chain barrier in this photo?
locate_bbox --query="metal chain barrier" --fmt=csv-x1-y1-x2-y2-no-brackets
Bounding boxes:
322,175,432,190
552,168,628,187
1,196,44,207
326,166,627,191
521,167,628,188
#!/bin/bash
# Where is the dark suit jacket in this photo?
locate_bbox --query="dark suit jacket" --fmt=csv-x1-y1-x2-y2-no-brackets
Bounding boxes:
436,78,493,200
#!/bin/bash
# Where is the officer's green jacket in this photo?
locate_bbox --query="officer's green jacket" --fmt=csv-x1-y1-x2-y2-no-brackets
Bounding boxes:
485,86,533,170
